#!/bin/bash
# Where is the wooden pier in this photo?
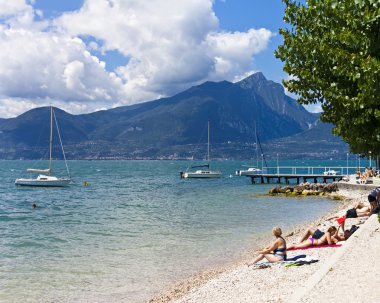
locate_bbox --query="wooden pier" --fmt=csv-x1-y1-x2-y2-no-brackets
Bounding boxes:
248,173,344,184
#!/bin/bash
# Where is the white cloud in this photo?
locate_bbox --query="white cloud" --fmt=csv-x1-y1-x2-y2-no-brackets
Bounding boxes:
0,0,274,117
205,28,272,80
0,28,124,103
0,0,31,17
0,0,41,29
0,97,37,118
304,103,323,113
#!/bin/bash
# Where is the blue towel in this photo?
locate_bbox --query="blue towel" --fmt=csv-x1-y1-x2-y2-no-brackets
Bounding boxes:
286,254,306,261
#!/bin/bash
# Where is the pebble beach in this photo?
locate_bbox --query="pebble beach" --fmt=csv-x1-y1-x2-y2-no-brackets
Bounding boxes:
151,183,379,303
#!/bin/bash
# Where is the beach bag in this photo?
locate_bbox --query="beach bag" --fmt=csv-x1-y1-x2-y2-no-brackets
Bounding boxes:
349,225,359,234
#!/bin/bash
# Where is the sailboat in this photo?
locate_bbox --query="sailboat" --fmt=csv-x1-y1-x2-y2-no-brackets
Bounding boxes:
236,123,263,176
15,107,71,187
180,120,222,179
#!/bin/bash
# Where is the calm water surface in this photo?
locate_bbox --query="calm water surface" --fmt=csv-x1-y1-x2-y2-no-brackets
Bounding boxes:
0,160,339,302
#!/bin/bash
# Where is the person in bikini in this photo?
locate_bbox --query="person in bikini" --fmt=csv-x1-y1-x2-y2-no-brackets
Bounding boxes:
329,200,372,230
298,226,325,243
332,189,380,229
333,227,353,242
287,226,337,250
345,201,371,218
248,226,287,265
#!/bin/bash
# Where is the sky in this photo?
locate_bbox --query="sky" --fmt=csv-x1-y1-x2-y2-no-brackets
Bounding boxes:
0,0,316,118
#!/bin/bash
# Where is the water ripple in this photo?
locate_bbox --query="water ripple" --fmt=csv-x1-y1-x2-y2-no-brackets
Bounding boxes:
0,159,338,302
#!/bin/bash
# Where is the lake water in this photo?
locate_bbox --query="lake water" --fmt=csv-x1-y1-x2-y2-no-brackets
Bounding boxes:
0,160,341,302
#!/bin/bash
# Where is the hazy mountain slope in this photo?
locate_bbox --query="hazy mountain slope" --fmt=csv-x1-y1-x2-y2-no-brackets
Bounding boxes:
0,72,342,160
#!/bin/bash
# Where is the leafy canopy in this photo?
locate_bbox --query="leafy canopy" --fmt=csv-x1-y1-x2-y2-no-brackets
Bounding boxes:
276,0,380,155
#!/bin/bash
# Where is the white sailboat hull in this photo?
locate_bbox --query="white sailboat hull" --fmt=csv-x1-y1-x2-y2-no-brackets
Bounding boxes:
180,121,223,179
183,170,223,178
236,167,262,176
15,107,71,188
15,174,70,187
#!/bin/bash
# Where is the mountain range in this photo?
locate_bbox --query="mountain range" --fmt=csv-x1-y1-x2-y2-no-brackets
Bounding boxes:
0,72,348,160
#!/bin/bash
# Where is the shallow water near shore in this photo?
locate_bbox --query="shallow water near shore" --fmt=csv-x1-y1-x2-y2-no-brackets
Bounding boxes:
0,160,341,302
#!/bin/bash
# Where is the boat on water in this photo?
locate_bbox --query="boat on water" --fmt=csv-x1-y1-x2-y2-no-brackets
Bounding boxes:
236,123,265,176
15,107,71,187
181,166,223,178
323,169,338,176
236,167,262,176
180,121,222,179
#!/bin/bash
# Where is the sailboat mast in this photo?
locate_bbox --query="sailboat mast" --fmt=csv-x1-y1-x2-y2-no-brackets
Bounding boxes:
49,106,53,176
207,120,210,162
255,122,259,168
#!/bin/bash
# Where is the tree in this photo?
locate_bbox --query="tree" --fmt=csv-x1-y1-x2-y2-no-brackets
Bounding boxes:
275,0,380,157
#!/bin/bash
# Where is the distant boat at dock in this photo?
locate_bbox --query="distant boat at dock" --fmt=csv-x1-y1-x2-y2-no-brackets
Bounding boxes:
180,120,222,179
236,123,266,176
323,169,338,176
236,167,262,176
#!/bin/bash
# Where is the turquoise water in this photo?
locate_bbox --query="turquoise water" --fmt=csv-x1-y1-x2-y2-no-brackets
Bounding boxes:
0,160,340,302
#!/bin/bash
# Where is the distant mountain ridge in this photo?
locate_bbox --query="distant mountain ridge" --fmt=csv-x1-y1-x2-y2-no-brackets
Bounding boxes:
0,73,347,159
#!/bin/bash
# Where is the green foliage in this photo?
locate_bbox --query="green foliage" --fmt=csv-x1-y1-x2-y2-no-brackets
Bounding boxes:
276,0,380,155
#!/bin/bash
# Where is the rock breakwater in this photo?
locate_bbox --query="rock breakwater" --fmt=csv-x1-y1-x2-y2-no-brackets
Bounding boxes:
269,182,339,197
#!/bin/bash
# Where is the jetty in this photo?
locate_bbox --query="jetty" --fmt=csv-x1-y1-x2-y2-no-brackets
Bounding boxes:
245,166,347,184
248,173,344,184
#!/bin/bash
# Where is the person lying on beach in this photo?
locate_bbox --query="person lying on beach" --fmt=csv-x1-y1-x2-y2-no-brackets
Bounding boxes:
298,226,325,243
332,224,354,242
348,201,371,217
287,226,337,250
248,227,287,265
329,201,371,230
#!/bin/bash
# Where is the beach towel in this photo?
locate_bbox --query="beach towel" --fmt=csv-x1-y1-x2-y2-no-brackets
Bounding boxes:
285,254,307,261
287,244,342,251
283,255,319,267
284,260,319,267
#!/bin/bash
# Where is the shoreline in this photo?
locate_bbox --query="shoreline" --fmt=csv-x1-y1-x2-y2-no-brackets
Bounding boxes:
150,184,369,303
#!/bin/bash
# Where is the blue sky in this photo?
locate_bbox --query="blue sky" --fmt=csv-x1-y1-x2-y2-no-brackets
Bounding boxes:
0,0,313,118
214,0,287,82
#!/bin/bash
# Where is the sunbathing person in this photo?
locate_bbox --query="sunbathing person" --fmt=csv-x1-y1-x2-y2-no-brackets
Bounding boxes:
298,226,326,243
347,201,371,217
333,225,353,242
330,201,371,230
287,226,337,250
248,227,287,265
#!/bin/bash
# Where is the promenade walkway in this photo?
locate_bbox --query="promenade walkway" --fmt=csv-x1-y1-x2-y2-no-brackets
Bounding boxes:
291,214,380,303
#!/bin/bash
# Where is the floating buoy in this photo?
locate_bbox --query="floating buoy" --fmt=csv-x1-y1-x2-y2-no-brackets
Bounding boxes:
84,181,89,187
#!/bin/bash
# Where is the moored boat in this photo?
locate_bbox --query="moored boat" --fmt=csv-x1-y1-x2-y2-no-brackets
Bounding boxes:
15,106,71,187
180,121,222,179
236,167,262,176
